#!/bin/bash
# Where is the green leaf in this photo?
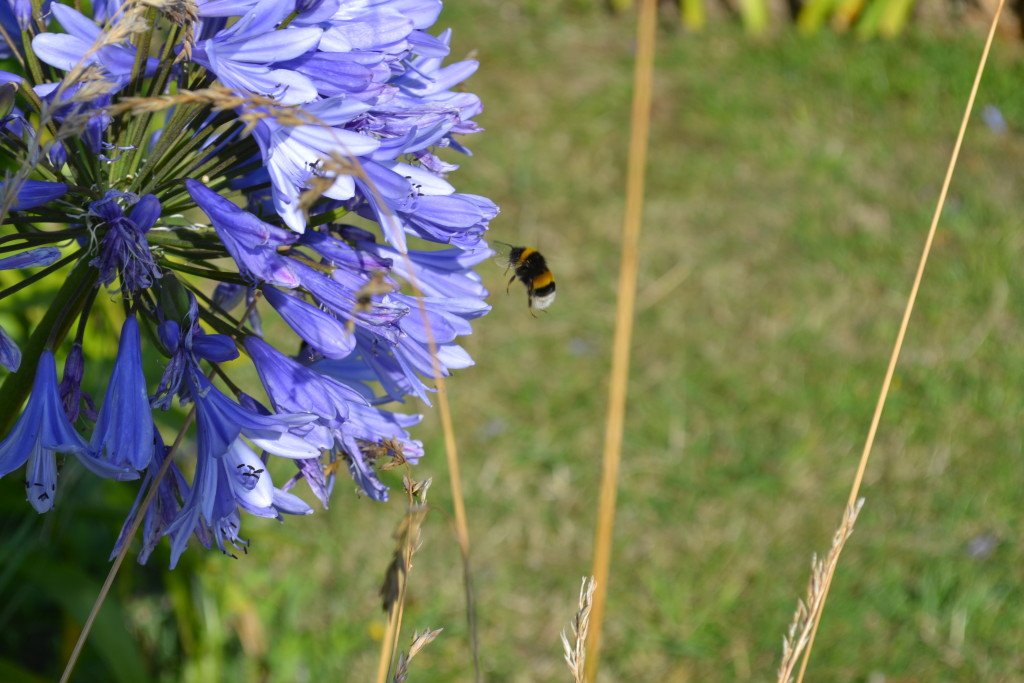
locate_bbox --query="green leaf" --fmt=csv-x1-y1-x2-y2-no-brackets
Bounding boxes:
23,562,148,683
0,658,52,683
738,0,769,35
876,0,918,38
681,0,706,31
832,0,867,32
796,0,841,34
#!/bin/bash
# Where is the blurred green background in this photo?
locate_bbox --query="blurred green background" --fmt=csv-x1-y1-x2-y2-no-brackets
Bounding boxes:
5,2,1024,681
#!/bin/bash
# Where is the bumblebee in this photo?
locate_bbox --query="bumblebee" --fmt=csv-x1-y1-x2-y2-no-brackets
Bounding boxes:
494,242,556,312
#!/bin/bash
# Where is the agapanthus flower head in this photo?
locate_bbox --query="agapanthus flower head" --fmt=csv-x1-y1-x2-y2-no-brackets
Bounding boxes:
0,0,496,565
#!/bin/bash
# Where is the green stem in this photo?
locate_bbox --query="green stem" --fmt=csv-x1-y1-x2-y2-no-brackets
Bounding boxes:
20,29,46,86
184,144,261,186
0,133,61,183
160,258,247,285
2,215,83,227
144,23,182,99
159,246,230,261
61,135,99,189
191,288,247,338
129,105,221,195
145,231,219,250
0,229,86,246
110,8,158,187
12,82,44,118
308,205,351,228
145,123,255,197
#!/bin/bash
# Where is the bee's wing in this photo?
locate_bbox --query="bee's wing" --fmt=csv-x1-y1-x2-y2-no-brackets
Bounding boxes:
491,240,517,268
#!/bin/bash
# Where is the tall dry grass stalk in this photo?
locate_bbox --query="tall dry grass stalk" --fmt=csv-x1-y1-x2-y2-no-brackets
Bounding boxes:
583,0,657,679
391,628,444,683
375,476,432,683
428,374,481,681
60,403,199,683
369,373,479,683
382,252,480,683
366,385,477,683
786,1,1006,681
561,577,597,683
777,499,863,683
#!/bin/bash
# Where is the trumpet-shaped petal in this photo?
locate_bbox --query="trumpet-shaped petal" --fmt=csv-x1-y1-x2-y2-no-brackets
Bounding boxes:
0,179,67,210
0,246,61,269
110,432,191,564
32,4,157,83
90,317,154,473
0,352,132,512
246,336,366,428
263,286,354,359
186,179,300,287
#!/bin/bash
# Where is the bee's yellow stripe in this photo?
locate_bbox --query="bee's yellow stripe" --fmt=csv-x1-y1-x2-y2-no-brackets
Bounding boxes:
531,270,554,289
517,247,537,266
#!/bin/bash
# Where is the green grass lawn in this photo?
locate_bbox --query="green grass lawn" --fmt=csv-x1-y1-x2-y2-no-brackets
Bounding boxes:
7,5,1024,682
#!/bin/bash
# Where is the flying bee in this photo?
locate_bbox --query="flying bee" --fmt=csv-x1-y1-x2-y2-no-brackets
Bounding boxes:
493,242,556,314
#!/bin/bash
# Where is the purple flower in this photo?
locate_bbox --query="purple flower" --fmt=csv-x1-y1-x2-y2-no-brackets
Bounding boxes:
0,351,133,512
88,191,162,292
152,296,241,410
276,50,391,101
164,369,320,566
213,283,264,336
224,438,314,520
186,179,300,287
246,336,366,430
58,341,96,423
336,401,424,501
90,317,154,474
0,1,48,59
188,0,321,105
250,100,379,233
262,285,354,359
0,179,67,211
110,432,192,565
0,326,21,373
0,247,61,269
288,259,406,338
